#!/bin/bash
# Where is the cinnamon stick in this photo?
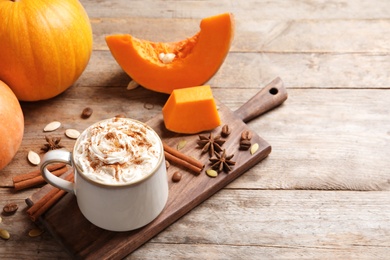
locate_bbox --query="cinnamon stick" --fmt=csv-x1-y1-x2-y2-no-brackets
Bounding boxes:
164,151,203,176
163,142,204,170
12,163,65,183
13,164,68,191
27,173,74,222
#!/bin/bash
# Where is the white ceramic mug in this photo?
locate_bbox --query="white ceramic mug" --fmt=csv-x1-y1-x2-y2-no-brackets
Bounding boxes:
40,118,169,232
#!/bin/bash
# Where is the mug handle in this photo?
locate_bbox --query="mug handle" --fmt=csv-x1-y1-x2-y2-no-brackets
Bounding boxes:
40,149,75,194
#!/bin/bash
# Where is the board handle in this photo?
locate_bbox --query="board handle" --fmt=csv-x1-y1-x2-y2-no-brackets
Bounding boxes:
234,77,288,123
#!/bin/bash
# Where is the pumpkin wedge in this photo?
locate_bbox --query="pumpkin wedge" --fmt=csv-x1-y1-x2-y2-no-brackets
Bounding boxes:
105,13,234,93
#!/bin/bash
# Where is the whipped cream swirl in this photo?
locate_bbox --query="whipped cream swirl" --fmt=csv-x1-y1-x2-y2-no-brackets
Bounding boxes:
74,117,161,185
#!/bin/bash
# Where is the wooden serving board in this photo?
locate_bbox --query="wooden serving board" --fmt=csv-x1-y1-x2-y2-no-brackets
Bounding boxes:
26,78,287,259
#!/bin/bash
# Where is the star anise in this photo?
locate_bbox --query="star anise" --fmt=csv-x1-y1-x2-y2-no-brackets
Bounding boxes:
209,149,236,173
41,136,64,153
197,133,225,157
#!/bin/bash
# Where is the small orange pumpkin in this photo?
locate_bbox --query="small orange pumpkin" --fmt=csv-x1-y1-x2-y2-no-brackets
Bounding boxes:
0,80,24,171
0,0,93,101
106,13,235,94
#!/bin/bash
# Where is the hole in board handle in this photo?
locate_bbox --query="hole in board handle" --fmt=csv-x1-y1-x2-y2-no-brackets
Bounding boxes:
269,87,278,95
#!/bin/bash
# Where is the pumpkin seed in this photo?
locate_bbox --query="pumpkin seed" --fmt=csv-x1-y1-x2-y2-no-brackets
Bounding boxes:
28,150,40,165
65,129,80,139
0,229,10,240
144,103,154,110
159,53,176,64
28,228,44,237
43,121,61,132
206,169,218,178
250,143,259,155
177,140,187,150
127,80,139,90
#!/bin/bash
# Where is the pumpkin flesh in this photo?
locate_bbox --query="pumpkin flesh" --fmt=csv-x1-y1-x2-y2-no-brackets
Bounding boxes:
0,0,93,101
162,85,221,134
106,13,234,93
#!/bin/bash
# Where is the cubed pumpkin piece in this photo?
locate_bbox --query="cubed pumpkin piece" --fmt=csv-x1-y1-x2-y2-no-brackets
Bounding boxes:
162,85,221,134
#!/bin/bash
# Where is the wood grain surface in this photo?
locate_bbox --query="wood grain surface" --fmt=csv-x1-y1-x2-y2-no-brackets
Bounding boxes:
0,0,389,259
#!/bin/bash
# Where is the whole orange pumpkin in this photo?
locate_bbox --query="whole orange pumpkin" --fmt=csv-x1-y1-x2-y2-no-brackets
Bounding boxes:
0,80,24,171
0,0,93,101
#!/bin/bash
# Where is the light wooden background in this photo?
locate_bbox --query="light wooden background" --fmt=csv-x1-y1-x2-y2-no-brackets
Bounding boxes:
1,0,389,259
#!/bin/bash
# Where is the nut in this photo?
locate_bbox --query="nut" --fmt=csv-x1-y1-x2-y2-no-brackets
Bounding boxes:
240,130,252,141
239,139,251,150
81,107,93,119
172,171,182,182
221,124,231,137
2,202,18,215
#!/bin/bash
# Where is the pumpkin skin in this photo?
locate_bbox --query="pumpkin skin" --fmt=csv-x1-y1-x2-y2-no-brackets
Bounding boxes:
0,0,93,101
105,13,234,94
0,80,24,171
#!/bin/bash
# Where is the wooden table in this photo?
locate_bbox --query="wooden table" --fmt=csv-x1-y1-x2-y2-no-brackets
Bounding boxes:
1,0,390,259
